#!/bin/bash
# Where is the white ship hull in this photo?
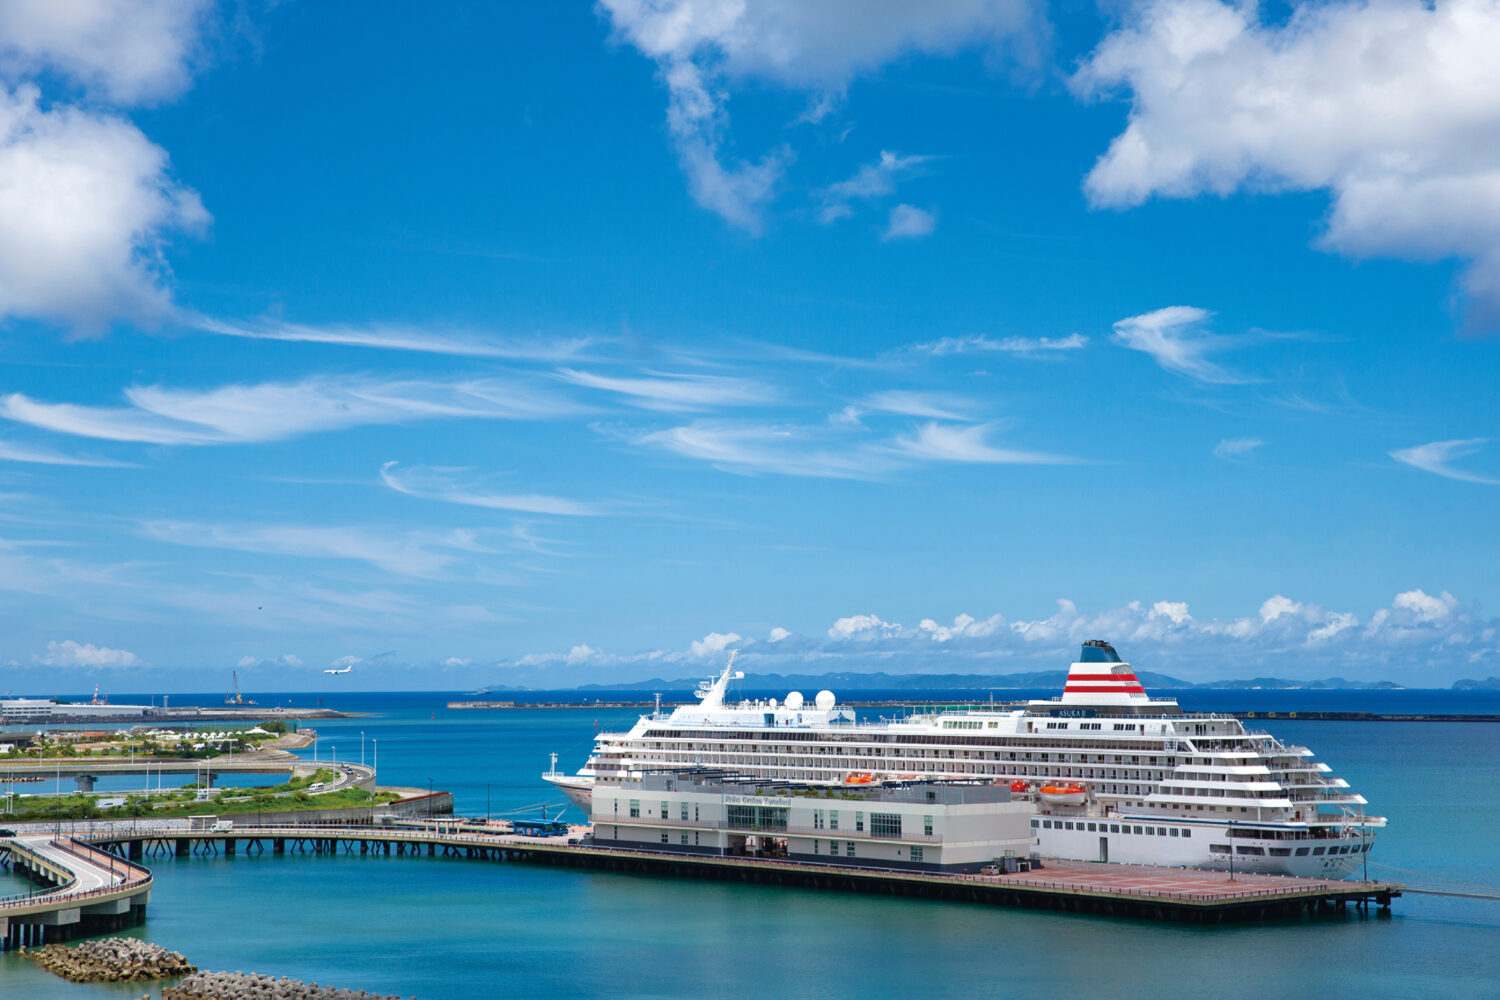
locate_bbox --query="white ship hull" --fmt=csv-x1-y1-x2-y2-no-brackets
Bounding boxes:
543,772,594,811
1034,815,1373,878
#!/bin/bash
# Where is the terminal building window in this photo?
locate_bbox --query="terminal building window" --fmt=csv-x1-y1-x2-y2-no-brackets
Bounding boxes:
855,811,865,833
923,815,934,837
870,813,902,838
629,799,640,818
910,846,923,863
726,805,788,832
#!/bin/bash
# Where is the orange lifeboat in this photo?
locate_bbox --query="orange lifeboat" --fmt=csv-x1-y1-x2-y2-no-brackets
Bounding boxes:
1009,780,1030,793
1038,783,1088,806
844,772,874,784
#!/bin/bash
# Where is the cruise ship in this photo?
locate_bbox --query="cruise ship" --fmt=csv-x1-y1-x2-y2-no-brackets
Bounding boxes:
545,641,1384,878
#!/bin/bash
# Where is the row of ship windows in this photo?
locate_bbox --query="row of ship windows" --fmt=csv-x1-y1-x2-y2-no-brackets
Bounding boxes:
1034,819,1193,838
640,731,1280,753
1214,843,1371,857
640,743,1307,771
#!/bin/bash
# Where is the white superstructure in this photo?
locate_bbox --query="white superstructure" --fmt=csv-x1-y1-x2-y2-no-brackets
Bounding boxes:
545,641,1385,878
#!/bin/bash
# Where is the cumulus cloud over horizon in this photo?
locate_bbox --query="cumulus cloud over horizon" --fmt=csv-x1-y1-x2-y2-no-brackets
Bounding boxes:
498,589,1498,685
39,639,139,668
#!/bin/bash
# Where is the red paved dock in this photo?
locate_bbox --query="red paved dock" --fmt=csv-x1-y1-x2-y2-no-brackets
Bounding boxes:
1000,859,1353,901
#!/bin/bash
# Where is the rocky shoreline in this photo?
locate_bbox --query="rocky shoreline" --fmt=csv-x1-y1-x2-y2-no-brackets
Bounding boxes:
23,938,195,982
163,971,412,1000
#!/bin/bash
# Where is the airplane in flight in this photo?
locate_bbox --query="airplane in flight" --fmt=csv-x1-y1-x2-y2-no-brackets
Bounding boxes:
324,665,353,675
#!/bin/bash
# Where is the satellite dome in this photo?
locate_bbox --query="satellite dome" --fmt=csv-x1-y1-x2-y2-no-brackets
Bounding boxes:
785,691,804,710
769,697,778,709
814,690,836,711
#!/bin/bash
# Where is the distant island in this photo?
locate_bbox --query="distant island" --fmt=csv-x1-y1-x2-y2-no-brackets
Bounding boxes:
479,670,1474,693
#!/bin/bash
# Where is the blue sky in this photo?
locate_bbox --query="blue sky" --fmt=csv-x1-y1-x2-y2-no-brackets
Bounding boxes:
1,0,1497,692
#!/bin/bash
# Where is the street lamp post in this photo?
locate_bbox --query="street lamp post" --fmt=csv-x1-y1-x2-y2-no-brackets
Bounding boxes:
360,731,365,768
1227,822,1235,883
428,778,433,820
486,783,491,824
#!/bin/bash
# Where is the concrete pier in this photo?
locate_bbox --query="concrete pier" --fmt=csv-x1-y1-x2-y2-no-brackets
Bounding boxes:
79,825,1400,925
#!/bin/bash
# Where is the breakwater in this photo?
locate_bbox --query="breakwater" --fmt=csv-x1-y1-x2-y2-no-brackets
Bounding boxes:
24,938,193,982
164,971,412,1000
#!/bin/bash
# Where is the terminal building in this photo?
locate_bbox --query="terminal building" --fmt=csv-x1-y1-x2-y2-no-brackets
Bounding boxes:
590,771,1035,873
0,698,153,723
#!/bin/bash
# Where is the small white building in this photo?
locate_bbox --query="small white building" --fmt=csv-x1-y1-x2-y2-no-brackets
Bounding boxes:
591,772,1035,873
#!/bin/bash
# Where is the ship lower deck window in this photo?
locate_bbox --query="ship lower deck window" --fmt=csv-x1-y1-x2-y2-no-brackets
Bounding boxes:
1181,829,1190,837
1110,824,1120,833
1169,828,1179,837
1312,847,1326,856
1294,847,1311,856
1269,848,1291,856
1133,825,1143,834
1236,846,1265,856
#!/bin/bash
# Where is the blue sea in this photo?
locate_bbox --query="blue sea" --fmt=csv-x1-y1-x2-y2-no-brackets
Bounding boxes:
5,688,1500,999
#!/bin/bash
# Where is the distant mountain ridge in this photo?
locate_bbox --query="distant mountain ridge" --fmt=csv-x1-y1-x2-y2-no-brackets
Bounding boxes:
481,670,1418,692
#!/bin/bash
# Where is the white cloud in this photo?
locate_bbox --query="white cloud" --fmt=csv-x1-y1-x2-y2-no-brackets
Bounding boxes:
330,654,363,670
598,0,1040,229
1150,600,1191,624
0,374,577,445
40,638,137,667
633,420,898,479
1392,588,1456,624
380,462,600,517
558,368,774,411
1213,437,1263,459
0,0,212,105
1110,306,1245,384
1259,595,1303,624
1075,0,1500,327
860,390,973,421
819,150,932,223
689,631,741,657
828,613,902,640
238,653,302,669
0,85,207,332
1390,438,1500,485
191,315,597,362
505,589,1500,683
0,439,129,466
444,657,473,668
892,421,1069,465
883,203,936,240
912,333,1088,356
140,521,492,579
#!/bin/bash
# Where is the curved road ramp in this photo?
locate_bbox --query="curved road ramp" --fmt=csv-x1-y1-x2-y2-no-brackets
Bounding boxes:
0,835,152,949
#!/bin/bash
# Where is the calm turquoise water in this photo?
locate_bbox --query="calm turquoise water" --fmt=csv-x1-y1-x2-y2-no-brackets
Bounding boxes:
5,692,1500,999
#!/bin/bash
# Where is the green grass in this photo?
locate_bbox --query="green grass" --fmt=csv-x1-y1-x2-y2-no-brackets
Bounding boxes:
0,782,397,822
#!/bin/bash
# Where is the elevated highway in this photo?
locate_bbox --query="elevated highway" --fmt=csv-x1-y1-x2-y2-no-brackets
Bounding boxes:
0,836,151,949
